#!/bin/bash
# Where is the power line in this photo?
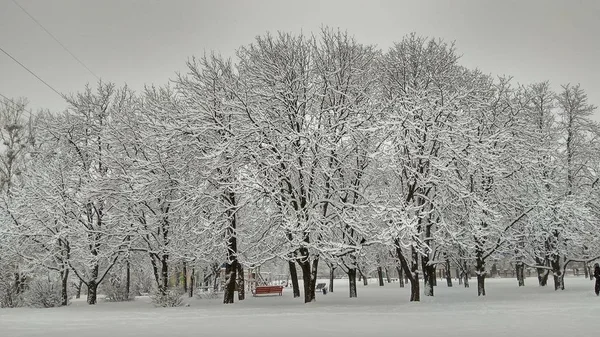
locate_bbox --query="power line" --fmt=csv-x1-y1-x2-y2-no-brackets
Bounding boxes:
11,0,100,81
0,45,64,99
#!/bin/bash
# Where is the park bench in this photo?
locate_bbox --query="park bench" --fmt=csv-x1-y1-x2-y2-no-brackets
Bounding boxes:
252,285,284,296
316,283,327,294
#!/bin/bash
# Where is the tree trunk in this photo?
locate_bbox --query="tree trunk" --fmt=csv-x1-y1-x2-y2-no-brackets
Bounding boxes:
297,247,318,303
329,265,335,293
463,261,470,288
288,260,300,298
445,259,453,287
396,244,420,301
550,255,564,291
223,260,238,304
87,280,98,305
385,268,391,283
584,263,589,279
126,260,131,300
348,268,357,298
475,250,486,296
223,190,239,304
516,261,525,287
535,257,549,286
422,257,435,296
60,269,69,306
396,266,404,288
477,274,486,296
182,261,188,293
237,264,245,301
360,269,368,286
377,267,384,286
75,280,83,299
189,267,195,298
457,267,463,285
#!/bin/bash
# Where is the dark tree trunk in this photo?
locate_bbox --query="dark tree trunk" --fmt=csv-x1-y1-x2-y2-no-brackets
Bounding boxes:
433,267,437,286
360,269,368,286
223,260,238,304
329,265,335,293
396,244,420,301
477,274,486,296
223,190,238,304
422,257,435,296
60,269,69,306
182,261,188,293
463,261,470,288
189,267,195,298
535,256,549,286
396,266,404,288
385,268,391,283
445,259,453,287
161,257,169,294
237,264,245,301
516,261,525,287
288,260,300,298
475,249,486,296
87,265,99,305
87,280,98,305
457,267,463,285
550,255,564,291
348,268,357,298
297,254,315,303
126,260,131,299
377,267,384,286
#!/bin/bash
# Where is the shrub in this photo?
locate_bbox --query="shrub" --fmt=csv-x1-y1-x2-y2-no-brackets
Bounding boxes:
151,288,184,307
23,278,63,308
102,275,133,302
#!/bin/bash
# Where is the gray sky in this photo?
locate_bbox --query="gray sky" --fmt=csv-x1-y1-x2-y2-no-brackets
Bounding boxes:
1,0,599,117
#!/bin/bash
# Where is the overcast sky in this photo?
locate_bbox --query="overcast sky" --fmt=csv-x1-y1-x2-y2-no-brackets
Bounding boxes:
1,0,599,117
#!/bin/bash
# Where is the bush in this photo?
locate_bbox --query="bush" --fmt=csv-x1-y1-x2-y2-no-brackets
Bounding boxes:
0,272,24,308
151,288,184,307
102,276,133,302
23,278,64,308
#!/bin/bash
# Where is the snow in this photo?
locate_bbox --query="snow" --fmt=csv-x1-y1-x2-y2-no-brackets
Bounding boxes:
2,277,600,337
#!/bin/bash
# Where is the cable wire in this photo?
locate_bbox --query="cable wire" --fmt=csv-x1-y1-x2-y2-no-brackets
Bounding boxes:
11,0,100,81
0,45,64,99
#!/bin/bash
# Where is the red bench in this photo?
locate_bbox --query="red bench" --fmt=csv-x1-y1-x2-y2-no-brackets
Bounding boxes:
252,285,284,296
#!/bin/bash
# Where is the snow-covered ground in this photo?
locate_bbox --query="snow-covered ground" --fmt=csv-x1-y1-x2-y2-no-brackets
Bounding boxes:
2,277,600,337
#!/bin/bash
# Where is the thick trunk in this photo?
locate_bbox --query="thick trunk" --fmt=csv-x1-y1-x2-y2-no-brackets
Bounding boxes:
161,257,169,295
550,256,564,291
396,244,420,301
385,268,391,283
298,257,315,303
457,267,463,285
288,260,300,298
516,261,525,287
535,257,549,286
584,264,589,279
477,274,486,296
475,251,486,296
61,269,69,306
445,259,453,287
189,268,195,298
182,262,188,293
421,257,435,296
237,264,245,301
223,260,238,304
377,267,384,286
396,266,404,288
463,261,470,288
87,280,98,305
348,268,357,298
329,265,335,293
87,265,99,305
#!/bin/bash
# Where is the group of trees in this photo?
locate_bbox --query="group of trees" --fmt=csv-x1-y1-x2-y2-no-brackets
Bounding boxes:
1,29,599,306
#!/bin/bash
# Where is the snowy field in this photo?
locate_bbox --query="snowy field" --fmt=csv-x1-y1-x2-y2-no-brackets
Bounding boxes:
2,277,600,337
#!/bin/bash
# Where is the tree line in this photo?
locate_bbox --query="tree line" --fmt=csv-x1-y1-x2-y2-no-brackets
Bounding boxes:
0,29,599,306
